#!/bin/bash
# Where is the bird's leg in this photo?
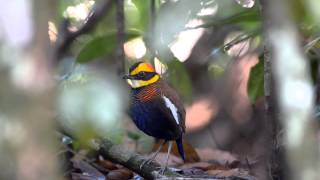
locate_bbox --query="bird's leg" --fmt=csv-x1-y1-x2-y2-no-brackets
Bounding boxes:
160,141,173,174
140,140,166,169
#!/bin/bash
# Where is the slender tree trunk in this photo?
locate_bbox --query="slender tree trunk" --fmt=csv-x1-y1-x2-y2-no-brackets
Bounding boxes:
0,0,59,179
116,0,125,74
260,0,320,179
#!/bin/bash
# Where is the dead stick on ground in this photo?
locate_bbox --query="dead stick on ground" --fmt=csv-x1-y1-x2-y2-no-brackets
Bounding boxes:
96,139,181,179
57,131,255,179
96,138,255,180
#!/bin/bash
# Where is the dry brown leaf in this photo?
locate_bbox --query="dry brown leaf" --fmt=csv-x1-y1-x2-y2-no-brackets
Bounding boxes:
71,159,105,179
106,169,133,180
179,162,212,170
206,164,230,171
97,159,117,171
206,168,249,178
196,148,239,167
180,168,206,176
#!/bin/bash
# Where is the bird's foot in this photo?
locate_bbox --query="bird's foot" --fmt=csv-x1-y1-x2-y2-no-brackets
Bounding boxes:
159,166,167,175
140,158,152,169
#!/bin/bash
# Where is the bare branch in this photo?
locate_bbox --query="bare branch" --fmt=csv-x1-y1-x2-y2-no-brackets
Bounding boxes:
97,138,255,180
149,0,157,60
57,129,255,180
115,0,125,74
54,0,114,61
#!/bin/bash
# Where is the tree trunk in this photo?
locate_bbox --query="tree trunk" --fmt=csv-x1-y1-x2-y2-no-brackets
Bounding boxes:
260,0,320,179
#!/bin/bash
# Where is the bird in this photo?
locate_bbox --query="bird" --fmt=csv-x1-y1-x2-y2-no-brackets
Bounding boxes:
123,61,186,173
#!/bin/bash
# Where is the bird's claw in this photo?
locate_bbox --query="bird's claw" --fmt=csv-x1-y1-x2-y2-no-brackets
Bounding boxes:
140,159,152,169
159,166,167,175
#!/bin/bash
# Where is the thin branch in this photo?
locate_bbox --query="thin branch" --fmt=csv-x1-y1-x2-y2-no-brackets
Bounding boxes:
304,36,320,52
54,0,114,61
149,0,157,60
223,29,260,52
203,29,260,62
115,0,125,74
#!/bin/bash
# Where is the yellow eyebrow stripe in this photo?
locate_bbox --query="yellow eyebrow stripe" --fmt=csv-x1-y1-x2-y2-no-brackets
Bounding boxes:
130,63,155,75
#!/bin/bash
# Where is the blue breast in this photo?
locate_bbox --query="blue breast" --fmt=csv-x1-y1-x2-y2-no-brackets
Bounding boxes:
129,99,177,140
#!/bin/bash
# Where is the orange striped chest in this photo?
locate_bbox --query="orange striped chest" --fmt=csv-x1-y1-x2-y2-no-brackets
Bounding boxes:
135,84,160,102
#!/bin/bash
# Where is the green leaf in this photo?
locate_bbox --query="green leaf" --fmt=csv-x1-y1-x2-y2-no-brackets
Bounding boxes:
77,30,141,63
247,59,264,103
219,9,260,25
167,60,193,103
196,9,260,30
127,131,141,141
208,64,225,77
129,0,150,31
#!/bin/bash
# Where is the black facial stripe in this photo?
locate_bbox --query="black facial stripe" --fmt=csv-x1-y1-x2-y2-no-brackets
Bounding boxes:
132,72,156,80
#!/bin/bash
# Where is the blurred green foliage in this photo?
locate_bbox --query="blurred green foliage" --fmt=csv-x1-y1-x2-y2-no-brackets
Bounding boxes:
247,58,264,103
56,0,320,142
127,131,141,141
198,8,260,31
167,60,193,103
77,30,141,63
58,67,127,144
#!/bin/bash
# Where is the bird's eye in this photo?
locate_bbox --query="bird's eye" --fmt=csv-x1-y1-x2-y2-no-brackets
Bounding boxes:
139,71,146,77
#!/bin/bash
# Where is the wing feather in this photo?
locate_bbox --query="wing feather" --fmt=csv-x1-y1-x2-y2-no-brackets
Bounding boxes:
158,80,186,133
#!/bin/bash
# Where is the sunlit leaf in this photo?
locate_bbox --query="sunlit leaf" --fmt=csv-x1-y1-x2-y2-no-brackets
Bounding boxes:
234,0,255,8
167,60,193,103
130,0,150,31
207,52,230,78
125,0,140,29
154,57,168,75
124,37,147,59
154,1,203,59
57,0,75,22
247,59,264,103
208,64,225,77
77,30,141,63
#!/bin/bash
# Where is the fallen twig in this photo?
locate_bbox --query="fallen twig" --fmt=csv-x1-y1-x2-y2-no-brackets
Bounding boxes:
57,131,255,179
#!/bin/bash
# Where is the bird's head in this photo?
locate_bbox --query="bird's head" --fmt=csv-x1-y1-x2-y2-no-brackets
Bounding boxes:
123,62,160,88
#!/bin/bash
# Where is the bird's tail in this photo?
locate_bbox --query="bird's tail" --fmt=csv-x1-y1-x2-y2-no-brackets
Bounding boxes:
176,137,185,161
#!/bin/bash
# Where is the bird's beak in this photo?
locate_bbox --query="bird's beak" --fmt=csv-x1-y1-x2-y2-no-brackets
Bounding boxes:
123,74,136,87
122,74,133,79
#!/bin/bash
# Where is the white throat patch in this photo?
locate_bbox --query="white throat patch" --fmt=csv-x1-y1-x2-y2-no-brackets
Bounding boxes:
127,79,141,88
162,96,179,125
